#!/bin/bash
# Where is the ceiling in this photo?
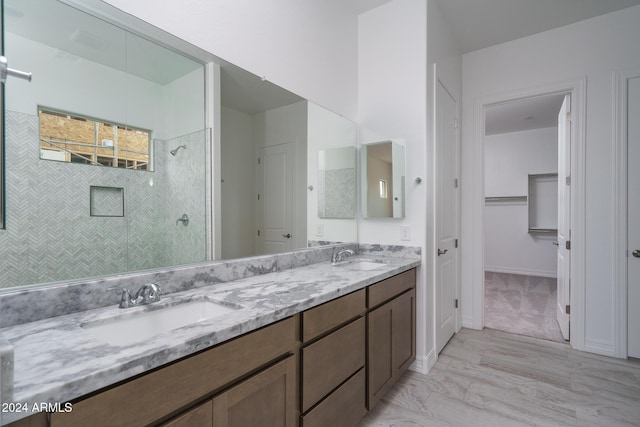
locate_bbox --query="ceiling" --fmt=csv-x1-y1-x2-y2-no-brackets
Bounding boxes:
433,0,640,54
485,93,566,136
430,0,640,134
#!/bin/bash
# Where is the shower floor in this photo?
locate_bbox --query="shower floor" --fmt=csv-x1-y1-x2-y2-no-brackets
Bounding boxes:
484,271,565,342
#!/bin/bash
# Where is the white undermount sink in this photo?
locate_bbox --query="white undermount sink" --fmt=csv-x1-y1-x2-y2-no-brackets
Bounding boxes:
338,260,385,271
82,298,240,346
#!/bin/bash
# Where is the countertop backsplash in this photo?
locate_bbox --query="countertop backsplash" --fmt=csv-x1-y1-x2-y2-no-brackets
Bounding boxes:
0,243,425,329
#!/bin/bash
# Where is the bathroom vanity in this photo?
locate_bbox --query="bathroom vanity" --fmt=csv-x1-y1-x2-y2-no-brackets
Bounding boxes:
0,245,419,427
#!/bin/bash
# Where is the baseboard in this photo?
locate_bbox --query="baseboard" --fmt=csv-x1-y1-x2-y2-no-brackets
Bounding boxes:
409,349,437,374
485,265,557,278
585,337,616,358
462,315,474,329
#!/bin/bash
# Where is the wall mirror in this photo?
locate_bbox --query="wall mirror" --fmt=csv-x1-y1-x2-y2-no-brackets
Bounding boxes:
218,68,358,259
0,0,357,291
361,140,405,218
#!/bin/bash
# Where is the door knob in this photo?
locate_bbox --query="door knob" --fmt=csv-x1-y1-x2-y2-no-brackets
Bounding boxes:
633,249,640,258
437,248,448,256
282,233,292,239
552,241,559,246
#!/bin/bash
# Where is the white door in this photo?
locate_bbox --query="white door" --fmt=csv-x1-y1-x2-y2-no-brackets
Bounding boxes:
557,94,571,341
435,81,459,353
628,77,640,358
256,143,294,255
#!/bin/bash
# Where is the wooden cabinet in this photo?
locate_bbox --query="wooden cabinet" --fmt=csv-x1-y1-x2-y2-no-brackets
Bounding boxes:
301,368,366,427
161,400,213,427
212,356,296,427
300,289,366,425
49,316,299,427
367,270,416,410
12,267,417,427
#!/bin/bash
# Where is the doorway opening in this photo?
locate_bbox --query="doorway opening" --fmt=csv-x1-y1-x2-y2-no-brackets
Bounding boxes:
482,92,570,342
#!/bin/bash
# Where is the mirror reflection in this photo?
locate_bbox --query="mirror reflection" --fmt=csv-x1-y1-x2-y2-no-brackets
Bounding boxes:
361,140,406,218
1,0,357,290
219,78,358,258
317,146,356,219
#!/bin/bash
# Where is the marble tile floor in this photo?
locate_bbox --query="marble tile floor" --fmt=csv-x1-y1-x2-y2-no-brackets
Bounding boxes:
484,272,565,343
359,328,640,426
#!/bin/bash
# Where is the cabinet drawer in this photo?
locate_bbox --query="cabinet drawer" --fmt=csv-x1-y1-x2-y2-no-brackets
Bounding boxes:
301,368,366,427
301,316,365,412
368,268,415,308
51,316,298,427
302,289,365,342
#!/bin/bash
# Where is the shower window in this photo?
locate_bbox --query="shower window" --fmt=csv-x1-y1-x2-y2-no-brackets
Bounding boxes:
38,108,151,170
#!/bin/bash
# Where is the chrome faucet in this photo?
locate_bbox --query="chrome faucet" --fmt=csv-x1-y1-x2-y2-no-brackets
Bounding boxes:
331,248,355,265
108,283,161,308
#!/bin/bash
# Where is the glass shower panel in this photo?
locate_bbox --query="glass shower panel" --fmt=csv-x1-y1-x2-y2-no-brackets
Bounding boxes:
0,0,207,289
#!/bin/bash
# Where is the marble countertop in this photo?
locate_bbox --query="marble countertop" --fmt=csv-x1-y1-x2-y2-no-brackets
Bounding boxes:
0,254,419,425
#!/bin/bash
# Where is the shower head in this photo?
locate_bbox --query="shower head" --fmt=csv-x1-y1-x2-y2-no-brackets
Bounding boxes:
170,145,187,156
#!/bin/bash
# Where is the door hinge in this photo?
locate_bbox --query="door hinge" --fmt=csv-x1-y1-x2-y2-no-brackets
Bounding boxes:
258,157,261,165
566,240,571,250
566,176,571,186
453,118,459,129
565,305,571,315
455,299,459,309
257,193,260,200
455,238,458,248
257,229,260,236
454,178,459,188
566,112,572,122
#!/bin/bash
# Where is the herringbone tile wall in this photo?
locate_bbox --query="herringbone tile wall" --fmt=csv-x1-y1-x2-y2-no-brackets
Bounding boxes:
0,111,207,289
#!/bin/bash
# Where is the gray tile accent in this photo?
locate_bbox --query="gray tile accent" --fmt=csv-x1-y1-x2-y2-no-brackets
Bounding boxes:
0,111,208,289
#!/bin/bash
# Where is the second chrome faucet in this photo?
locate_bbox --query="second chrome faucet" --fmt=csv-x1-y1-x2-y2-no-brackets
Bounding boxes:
331,248,355,265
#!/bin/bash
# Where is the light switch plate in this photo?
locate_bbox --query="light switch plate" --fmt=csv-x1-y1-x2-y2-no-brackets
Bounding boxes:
400,225,411,241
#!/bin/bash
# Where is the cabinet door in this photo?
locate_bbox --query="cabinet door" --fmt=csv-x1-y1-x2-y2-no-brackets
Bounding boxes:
212,356,296,427
393,288,416,374
161,400,213,427
367,288,416,410
367,299,393,409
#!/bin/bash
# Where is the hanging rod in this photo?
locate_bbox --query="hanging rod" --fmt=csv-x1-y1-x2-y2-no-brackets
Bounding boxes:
484,195,528,203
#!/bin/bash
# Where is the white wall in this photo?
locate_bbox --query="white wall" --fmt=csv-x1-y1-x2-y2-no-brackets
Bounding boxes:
461,5,640,356
221,107,255,259
484,127,558,277
102,0,358,121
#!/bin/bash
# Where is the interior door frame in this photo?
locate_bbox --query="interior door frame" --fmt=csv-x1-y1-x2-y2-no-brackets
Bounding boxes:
613,69,640,358
470,79,586,351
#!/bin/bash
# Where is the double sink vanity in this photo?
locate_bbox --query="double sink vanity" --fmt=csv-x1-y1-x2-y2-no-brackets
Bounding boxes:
0,244,420,426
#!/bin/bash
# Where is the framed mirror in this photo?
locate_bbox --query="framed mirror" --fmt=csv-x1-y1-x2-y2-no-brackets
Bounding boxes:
361,140,405,218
